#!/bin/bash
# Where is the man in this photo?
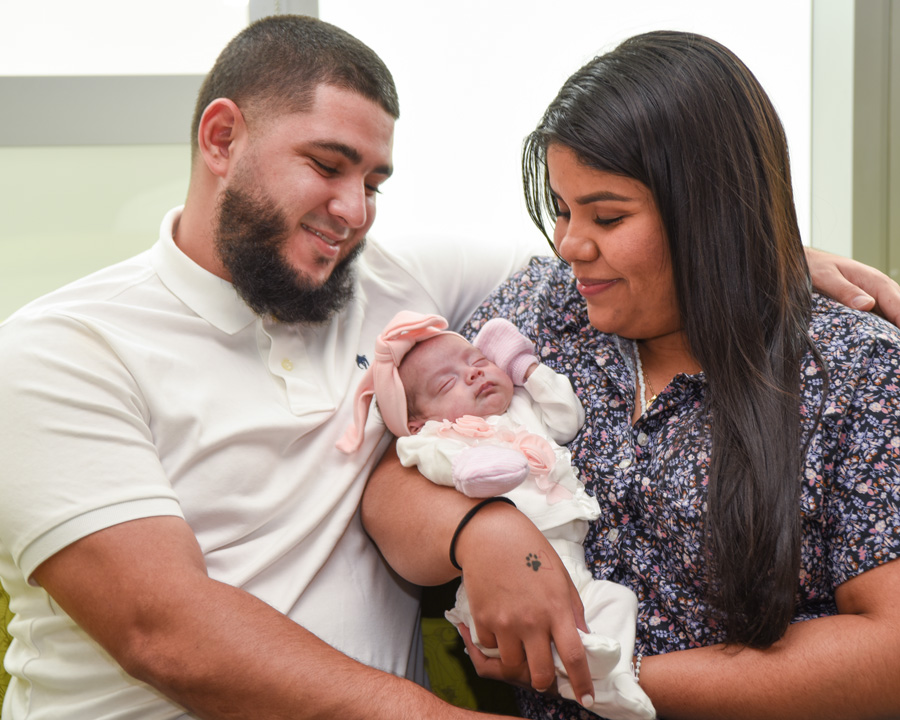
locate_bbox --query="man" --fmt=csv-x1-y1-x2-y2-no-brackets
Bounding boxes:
0,15,524,719
0,13,897,720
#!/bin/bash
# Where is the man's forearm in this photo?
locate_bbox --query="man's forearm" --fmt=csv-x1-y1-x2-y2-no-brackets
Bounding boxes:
128,577,490,720
33,515,507,720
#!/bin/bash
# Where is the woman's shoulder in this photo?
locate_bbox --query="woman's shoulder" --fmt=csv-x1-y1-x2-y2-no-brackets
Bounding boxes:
810,294,900,390
488,255,578,307
464,256,585,338
811,294,900,355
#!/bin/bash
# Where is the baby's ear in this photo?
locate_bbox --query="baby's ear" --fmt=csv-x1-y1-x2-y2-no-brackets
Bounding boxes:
407,417,425,434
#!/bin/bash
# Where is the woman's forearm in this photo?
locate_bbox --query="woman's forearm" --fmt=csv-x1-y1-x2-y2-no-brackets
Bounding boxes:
361,442,475,585
362,443,598,702
642,559,900,719
643,616,896,719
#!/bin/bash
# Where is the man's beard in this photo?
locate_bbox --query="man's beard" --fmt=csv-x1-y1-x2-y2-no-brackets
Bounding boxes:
215,185,364,324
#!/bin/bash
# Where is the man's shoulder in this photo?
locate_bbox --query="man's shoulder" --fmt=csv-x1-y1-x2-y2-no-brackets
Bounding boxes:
360,233,518,277
4,249,157,325
0,249,175,362
360,234,534,331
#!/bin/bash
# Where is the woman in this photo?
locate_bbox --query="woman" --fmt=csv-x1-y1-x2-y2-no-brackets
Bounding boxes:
363,31,900,719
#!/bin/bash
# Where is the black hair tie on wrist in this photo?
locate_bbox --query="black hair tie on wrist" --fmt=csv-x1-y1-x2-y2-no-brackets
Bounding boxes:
449,496,517,571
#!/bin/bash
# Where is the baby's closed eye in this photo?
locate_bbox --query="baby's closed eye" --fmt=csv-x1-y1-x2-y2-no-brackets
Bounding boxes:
437,376,456,393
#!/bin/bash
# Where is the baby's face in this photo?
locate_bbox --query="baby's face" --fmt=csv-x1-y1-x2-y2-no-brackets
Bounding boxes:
399,334,514,429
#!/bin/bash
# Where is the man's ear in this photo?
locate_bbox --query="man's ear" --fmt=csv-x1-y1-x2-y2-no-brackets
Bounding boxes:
196,98,247,178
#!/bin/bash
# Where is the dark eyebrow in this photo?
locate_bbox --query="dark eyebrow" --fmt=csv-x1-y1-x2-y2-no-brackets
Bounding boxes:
550,187,634,205
310,141,393,177
575,190,635,204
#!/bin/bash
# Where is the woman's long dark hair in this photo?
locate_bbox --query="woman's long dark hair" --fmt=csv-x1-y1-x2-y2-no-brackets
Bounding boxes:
524,31,817,648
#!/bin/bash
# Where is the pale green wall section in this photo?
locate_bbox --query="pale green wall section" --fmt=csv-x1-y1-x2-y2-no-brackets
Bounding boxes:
0,145,189,321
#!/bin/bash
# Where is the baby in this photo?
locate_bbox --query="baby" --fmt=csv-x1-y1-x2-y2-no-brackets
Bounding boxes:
337,311,655,720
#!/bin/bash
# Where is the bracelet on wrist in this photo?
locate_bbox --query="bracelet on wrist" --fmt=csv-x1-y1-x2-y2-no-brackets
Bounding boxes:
449,496,517,571
632,652,643,683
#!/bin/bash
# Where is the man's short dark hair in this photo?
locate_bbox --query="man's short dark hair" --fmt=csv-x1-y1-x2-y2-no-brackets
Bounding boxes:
190,14,399,159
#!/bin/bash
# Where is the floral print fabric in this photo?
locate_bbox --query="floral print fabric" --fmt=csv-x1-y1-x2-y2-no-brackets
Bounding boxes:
464,257,900,720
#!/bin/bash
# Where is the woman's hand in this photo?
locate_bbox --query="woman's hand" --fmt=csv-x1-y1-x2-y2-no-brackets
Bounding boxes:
363,445,595,705
452,502,596,707
805,247,900,325
457,623,545,692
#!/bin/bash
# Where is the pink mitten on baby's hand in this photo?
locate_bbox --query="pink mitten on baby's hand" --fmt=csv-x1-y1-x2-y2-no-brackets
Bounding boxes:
451,445,529,498
472,318,538,385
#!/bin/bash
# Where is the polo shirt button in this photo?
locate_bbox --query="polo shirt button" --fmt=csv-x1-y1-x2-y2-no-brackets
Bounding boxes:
618,458,633,469
281,358,294,371
637,432,649,447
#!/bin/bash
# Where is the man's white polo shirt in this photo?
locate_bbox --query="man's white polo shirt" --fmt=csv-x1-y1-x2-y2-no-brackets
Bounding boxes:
0,207,528,719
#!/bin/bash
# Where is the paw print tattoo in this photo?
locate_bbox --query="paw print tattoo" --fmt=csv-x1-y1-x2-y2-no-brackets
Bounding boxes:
526,553,542,572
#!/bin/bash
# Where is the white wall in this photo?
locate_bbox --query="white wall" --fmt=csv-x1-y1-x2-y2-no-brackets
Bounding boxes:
0,0,247,320
320,0,813,257
0,0,247,75
811,0,855,259
0,0,813,319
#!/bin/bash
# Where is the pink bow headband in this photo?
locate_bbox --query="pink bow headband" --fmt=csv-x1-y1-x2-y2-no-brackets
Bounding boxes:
336,311,461,453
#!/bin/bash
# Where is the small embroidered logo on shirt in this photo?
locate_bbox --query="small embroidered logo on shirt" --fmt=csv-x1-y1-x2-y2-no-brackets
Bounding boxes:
356,354,369,369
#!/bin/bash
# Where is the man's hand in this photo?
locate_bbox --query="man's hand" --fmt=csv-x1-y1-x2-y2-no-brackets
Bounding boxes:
806,247,900,325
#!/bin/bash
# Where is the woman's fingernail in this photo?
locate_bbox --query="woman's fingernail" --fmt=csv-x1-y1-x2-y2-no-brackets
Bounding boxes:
581,694,594,708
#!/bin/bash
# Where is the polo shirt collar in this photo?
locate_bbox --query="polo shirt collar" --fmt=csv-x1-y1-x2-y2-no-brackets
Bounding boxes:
151,207,258,335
